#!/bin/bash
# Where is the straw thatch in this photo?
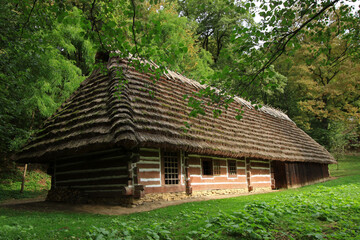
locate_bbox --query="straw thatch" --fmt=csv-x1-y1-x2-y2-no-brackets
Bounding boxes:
15,57,335,164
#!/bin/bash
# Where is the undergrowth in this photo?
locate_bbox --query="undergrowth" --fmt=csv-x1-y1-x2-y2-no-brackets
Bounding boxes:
0,167,50,202
82,181,360,240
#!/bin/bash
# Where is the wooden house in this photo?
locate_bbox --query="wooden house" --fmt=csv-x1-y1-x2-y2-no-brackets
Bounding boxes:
15,57,336,204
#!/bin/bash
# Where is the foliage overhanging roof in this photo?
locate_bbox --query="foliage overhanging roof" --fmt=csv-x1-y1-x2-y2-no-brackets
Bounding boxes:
15,57,336,164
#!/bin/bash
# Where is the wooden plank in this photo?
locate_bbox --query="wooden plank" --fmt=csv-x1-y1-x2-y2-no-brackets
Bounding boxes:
190,176,245,183
137,160,160,164
57,156,128,172
237,161,245,167
137,163,160,169
56,176,128,186
251,168,270,175
188,157,200,165
139,150,160,157
71,184,126,189
252,182,271,188
188,168,201,175
56,170,128,182
251,176,271,182
140,148,160,152
56,166,127,175
139,156,160,161
139,168,160,172
57,148,124,161
73,186,124,191
251,162,270,168
139,180,161,185
139,172,161,178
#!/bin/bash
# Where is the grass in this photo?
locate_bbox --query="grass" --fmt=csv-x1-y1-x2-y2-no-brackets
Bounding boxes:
329,154,360,177
0,155,359,240
0,168,50,202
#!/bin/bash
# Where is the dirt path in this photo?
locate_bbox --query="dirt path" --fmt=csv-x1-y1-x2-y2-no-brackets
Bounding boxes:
0,190,278,215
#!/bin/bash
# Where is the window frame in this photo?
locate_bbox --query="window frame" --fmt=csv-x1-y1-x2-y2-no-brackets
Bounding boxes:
213,160,221,176
228,160,237,177
162,150,181,185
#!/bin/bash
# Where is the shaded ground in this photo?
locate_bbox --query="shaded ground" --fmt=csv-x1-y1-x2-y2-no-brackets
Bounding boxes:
0,190,277,215
1,178,338,215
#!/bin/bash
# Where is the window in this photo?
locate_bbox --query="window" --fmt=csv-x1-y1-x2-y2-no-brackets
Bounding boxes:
202,159,213,176
228,160,237,176
213,160,221,175
163,151,179,185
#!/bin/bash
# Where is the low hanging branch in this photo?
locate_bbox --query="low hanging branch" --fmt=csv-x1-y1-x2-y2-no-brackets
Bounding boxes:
241,0,340,95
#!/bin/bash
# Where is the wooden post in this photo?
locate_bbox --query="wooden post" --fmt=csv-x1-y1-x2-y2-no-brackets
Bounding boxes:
20,164,28,193
246,158,252,192
285,163,291,188
184,151,192,195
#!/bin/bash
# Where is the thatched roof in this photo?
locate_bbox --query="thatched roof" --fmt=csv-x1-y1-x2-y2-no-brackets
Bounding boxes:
15,57,336,164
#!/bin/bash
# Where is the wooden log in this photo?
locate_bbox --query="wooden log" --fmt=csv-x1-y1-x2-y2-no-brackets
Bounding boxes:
20,164,28,193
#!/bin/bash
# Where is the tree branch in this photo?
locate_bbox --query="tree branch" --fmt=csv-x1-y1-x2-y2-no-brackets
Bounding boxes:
88,0,106,51
241,0,340,95
90,0,97,31
327,69,340,84
130,0,140,57
20,0,38,39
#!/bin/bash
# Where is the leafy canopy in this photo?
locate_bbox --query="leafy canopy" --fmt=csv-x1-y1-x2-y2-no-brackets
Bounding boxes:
1,0,359,159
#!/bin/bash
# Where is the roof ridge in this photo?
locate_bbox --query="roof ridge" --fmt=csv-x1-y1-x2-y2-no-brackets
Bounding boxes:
106,60,139,147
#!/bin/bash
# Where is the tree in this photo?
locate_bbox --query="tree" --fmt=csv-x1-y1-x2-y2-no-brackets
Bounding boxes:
1,0,359,163
274,26,360,149
0,1,95,158
178,0,253,63
248,0,359,83
134,1,214,80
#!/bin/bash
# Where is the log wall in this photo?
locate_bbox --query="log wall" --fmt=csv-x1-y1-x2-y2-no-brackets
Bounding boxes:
48,147,328,204
187,155,248,191
135,149,272,194
285,162,329,188
248,159,272,190
135,148,186,194
50,149,134,202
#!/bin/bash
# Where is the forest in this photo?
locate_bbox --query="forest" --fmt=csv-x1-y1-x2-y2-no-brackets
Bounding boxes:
0,0,359,170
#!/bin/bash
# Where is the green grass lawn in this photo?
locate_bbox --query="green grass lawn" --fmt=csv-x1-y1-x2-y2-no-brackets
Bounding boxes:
0,155,359,240
329,154,360,178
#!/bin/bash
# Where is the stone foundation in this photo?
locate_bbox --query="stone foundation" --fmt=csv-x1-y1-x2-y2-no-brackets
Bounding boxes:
192,188,248,197
132,188,248,205
140,192,189,202
249,187,272,193
46,187,269,206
